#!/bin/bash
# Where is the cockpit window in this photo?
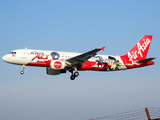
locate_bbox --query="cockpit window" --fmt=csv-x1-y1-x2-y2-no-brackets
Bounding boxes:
9,52,16,54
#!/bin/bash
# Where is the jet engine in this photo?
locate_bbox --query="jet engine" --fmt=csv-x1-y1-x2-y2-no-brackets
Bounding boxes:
46,67,66,75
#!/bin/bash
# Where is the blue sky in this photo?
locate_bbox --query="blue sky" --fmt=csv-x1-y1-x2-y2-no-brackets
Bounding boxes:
0,0,160,120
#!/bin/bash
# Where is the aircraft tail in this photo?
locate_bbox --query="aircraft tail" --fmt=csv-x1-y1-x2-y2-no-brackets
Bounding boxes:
121,35,153,64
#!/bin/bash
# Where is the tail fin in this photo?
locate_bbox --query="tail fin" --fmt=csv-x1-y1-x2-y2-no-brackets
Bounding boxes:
121,35,153,64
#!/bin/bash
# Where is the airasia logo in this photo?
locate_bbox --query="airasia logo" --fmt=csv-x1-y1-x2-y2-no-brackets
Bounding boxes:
128,38,151,64
54,61,62,69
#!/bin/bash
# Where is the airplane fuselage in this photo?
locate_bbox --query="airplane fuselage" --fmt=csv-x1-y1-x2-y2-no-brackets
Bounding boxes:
2,49,127,71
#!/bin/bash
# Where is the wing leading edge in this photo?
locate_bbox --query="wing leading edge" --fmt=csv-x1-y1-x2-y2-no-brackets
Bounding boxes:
66,46,105,65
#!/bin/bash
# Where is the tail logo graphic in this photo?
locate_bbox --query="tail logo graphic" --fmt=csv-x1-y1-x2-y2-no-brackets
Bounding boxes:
128,38,151,64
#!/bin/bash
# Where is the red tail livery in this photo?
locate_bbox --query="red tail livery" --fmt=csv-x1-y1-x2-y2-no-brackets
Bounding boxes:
121,35,154,69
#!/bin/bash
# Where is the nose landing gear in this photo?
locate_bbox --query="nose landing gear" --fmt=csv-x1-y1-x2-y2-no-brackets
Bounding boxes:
20,71,24,74
20,65,25,75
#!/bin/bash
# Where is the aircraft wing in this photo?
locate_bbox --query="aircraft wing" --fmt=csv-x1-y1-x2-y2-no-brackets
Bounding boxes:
66,47,105,65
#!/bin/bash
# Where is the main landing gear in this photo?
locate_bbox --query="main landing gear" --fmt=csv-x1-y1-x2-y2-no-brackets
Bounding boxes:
20,65,25,75
69,70,79,80
69,65,79,80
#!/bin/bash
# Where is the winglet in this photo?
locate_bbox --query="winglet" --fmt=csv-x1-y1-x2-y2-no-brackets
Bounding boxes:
100,46,105,51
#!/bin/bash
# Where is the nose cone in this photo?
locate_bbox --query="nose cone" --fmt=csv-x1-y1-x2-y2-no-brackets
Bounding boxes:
2,55,8,62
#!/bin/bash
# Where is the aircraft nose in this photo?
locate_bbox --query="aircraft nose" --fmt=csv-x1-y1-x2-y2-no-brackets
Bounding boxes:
2,55,8,62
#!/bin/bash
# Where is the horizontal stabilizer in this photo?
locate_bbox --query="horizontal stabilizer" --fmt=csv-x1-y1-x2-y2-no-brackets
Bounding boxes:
134,57,156,64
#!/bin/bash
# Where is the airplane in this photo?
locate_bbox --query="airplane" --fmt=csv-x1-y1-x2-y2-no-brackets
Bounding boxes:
2,35,155,80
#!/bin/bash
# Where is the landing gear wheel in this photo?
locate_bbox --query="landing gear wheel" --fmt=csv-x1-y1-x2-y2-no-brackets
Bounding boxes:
70,75,75,80
74,72,79,77
20,71,24,75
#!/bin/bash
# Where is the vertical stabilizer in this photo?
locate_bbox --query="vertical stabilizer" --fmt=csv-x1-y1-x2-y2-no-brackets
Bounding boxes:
121,35,153,64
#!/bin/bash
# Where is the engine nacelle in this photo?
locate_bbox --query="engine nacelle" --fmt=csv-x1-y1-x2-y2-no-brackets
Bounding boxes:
46,67,66,75
50,60,67,70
